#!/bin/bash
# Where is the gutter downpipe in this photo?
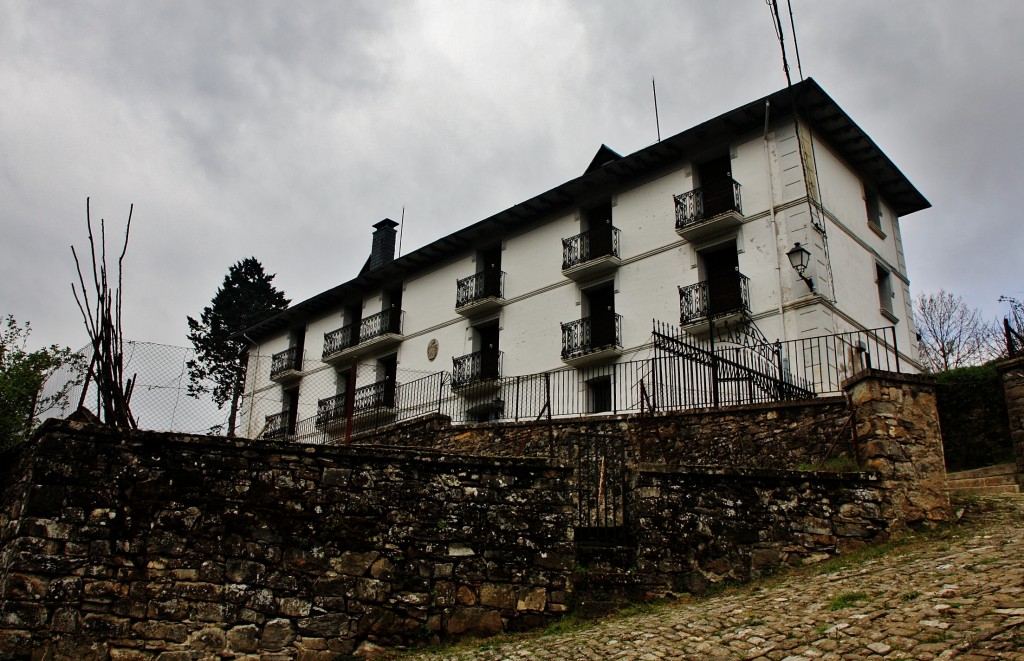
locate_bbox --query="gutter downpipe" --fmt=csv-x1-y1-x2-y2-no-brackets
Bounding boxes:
764,100,788,343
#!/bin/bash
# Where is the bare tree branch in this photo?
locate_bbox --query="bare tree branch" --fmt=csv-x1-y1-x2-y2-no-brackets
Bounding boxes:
914,289,1001,372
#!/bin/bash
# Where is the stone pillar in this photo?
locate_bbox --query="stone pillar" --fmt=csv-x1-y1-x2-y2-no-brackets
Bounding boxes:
995,356,1024,476
844,370,950,528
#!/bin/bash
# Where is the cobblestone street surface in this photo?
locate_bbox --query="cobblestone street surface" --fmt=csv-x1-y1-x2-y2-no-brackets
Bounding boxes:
405,497,1024,660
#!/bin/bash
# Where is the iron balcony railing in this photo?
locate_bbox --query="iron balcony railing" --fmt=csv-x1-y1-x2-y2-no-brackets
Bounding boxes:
353,379,396,413
323,324,358,357
270,346,302,378
674,178,742,230
257,325,902,444
561,314,623,360
316,393,346,427
679,273,750,325
263,411,287,440
562,227,621,270
322,308,404,358
452,350,503,388
456,268,505,308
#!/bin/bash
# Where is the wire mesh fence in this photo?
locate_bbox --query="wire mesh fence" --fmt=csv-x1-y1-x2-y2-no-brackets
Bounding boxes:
38,325,902,444
38,341,230,435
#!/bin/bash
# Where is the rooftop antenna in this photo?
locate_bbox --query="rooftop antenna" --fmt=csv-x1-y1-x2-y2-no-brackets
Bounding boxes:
767,0,792,86
787,0,804,81
397,206,405,257
652,77,662,142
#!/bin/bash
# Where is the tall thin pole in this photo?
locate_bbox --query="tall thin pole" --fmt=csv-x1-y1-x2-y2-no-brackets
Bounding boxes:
787,0,804,81
652,77,662,142
397,206,405,258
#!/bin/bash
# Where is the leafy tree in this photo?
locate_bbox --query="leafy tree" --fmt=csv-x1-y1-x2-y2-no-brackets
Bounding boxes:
187,258,289,436
0,315,84,450
913,290,1000,372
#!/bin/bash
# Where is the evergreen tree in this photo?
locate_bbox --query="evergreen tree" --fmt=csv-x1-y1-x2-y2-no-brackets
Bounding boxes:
187,258,289,435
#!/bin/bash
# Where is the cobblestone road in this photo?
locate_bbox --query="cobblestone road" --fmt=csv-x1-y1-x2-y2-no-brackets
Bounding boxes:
404,497,1024,660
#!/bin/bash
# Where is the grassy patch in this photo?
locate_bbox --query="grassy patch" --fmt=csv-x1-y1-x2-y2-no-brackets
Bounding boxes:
828,590,869,610
900,590,920,602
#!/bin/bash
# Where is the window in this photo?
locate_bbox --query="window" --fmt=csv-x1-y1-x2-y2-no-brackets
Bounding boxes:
588,376,613,413
283,387,299,435
865,189,885,237
875,263,896,321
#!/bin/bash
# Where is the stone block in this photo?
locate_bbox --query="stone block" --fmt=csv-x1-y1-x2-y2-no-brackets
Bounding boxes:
444,607,504,637
297,613,351,637
330,550,379,577
355,577,387,603
515,587,546,611
132,620,190,643
479,583,516,609
260,618,295,651
189,627,226,652
279,596,312,617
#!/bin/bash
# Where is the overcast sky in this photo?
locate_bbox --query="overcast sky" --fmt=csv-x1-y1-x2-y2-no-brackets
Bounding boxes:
2,1,1022,351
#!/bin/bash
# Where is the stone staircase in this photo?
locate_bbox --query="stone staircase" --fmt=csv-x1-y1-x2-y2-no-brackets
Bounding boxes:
946,463,1022,495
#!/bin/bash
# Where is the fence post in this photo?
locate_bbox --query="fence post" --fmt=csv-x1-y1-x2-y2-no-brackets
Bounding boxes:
344,368,356,447
891,326,900,373
709,319,720,408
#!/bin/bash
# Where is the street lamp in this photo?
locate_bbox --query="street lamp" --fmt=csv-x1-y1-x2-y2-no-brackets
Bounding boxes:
787,242,816,293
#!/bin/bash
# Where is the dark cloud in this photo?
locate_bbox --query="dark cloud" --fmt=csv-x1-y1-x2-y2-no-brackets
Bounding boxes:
3,1,1022,352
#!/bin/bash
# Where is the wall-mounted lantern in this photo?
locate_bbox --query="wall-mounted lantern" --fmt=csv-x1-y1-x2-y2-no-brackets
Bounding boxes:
787,242,816,293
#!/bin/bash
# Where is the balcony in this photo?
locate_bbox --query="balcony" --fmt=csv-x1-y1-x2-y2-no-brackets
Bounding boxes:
316,393,347,432
352,379,396,415
455,269,506,317
679,273,750,332
269,346,302,383
322,308,404,365
562,227,622,281
262,411,287,440
452,350,503,393
674,179,743,241
560,314,623,367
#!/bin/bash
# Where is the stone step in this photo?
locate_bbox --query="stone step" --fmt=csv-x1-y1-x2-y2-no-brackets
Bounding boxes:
948,483,1021,496
948,474,1020,489
947,463,1018,480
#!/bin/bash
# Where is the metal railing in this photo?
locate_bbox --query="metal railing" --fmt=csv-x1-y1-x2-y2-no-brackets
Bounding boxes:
674,178,742,230
452,351,503,388
323,308,404,358
270,346,302,378
679,273,750,325
561,315,623,360
562,227,621,270
252,323,903,445
323,324,358,357
456,269,505,308
263,411,288,439
316,393,346,427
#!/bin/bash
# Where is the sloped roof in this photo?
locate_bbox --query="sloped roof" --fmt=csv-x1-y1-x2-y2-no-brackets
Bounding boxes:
243,78,929,341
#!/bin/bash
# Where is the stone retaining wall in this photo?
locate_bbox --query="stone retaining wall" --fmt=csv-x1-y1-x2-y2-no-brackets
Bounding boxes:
629,467,887,596
996,356,1024,476
354,397,851,469
844,370,950,526
0,422,573,659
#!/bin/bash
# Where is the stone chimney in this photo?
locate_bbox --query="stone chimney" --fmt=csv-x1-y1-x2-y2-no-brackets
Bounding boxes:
369,218,399,271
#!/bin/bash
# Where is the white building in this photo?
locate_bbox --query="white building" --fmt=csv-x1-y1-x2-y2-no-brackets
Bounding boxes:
239,79,929,441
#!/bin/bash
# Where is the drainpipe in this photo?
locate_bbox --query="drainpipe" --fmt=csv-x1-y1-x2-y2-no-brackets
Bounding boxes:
763,100,787,343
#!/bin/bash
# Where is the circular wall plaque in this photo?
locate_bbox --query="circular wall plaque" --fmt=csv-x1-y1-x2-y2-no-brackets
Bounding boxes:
427,338,439,361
